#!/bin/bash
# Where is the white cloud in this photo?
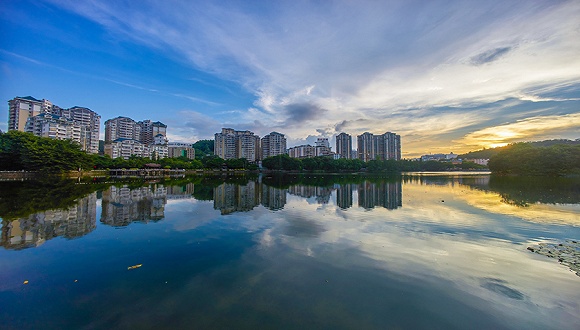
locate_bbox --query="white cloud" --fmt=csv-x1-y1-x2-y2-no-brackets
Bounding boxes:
48,0,580,153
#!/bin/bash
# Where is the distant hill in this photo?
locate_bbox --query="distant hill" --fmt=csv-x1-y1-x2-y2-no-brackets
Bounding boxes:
460,139,580,159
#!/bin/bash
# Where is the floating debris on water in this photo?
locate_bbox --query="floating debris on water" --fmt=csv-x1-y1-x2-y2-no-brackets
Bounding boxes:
127,264,143,270
23,280,29,284
528,240,580,277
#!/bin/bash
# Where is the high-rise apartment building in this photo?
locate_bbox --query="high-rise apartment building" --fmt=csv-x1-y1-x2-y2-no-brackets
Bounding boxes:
357,131,401,162
336,133,352,159
375,132,401,161
261,132,287,159
315,138,329,148
60,106,101,154
104,117,141,142
357,132,375,162
8,96,54,131
138,120,167,145
104,116,169,159
9,96,101,153
314,137,332,156
214,128,261,162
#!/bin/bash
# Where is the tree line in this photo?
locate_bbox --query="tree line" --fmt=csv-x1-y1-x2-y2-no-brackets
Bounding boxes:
460,139,579,159
261,154,486,172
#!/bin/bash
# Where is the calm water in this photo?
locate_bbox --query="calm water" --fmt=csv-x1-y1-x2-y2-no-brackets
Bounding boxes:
1,173,579,329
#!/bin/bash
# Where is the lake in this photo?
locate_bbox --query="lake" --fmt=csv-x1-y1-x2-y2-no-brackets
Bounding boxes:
1,173,579,329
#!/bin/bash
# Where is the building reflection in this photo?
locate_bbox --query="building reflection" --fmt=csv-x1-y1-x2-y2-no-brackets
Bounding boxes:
336,184,354,209
1,192,97,250
213,182,286,214
211,180,402,214
261,184,287,211
1,178,404,250
101,184,172,226
288,185,334,204
357,181,402,210
213,181,260,214
166,183,196,200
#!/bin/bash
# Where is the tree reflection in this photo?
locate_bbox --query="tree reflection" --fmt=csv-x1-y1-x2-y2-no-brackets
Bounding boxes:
480,176,578,206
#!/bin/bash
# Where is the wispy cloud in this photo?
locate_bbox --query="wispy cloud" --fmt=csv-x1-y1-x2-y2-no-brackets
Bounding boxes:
46,0,580,154
470,47,513,66
164,110,221,142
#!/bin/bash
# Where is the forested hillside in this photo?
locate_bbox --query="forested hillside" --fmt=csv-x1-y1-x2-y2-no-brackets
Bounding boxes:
460,139,579,159
488,142,580,176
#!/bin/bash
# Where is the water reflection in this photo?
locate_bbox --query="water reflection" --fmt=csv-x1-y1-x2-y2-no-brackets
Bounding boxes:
358,181,402,210
1,175,577,250
101,183,199,226
212,179,402,214
101,185,168,226
1,192,97,249
0,174,579,329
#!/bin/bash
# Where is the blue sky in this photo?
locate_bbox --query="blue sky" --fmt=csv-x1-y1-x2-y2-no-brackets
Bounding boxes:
1,0,579,157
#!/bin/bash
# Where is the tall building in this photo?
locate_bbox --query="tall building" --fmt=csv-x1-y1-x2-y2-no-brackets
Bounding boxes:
336,133,352,159
8,96,54,131
104,116,141,142
375,132,401,161
150,134,168,159
214,128,261,162
104,116,169,159
357,131,401,162
138,120,167,145
8,96,101,153
315,137,330,148
314,137,332,156
60,106,101,154
357,132,375,162
261,132,287,159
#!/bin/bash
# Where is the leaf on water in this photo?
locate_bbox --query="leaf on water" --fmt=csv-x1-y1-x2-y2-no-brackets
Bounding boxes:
127,264,143,270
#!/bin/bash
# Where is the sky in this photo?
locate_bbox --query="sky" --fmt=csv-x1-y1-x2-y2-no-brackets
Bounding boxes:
1,0,579,157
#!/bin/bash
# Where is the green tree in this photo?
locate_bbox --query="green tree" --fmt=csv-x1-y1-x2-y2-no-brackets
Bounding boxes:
193,140,214,159
0,131,92,172
202,155,225,169
262,154,302,171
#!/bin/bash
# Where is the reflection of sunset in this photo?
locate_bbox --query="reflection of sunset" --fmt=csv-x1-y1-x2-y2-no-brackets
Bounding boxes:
405,182,580,225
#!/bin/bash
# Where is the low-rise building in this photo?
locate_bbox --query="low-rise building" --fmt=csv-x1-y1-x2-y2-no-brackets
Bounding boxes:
168,146,196,159
466,158,489,166
420,152,458,162
288,145,316,158
104,138,151,159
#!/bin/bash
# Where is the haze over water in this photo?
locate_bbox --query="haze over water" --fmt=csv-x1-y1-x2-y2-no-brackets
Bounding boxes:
1,173,579,329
